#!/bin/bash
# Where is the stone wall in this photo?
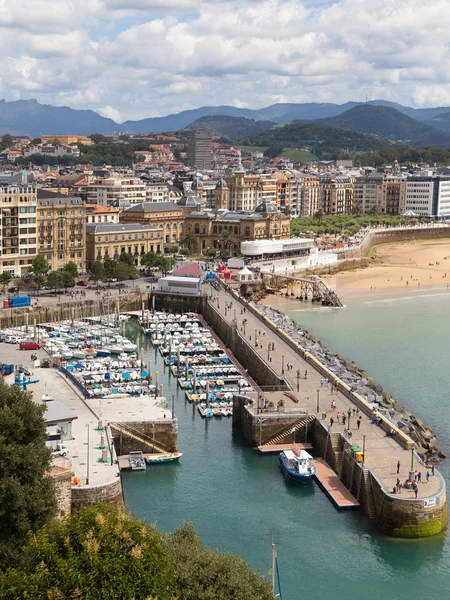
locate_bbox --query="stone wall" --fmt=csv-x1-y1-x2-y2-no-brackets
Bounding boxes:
71,477,123,510
110,420,178,455
203,301,289,390
233,400,311,447
50,467,73,518
371,470,448,537
360,226,450,257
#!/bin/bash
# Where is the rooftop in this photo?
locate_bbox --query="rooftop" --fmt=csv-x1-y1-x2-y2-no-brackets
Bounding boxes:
86,223,160,234
123,202,181,213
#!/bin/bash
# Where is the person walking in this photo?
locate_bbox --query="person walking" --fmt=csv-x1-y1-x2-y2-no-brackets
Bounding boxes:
426,471,430,483
397,460,401,474
337,412,340,422
418,472,422,483
414,486,418,499
342,414,346,425
330,417,334,427
396,478,401,493
320,378,324,386
431,464,435,476
357,417,361,430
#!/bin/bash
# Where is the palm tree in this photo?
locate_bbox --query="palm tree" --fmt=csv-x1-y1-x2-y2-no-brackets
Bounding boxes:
313,209,324,224
219,228,236,257
180,231,198,253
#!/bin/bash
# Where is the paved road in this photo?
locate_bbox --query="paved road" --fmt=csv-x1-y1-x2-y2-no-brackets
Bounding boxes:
207,282,442,500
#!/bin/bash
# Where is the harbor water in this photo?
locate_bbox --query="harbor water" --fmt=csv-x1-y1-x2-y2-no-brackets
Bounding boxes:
122,291,450,600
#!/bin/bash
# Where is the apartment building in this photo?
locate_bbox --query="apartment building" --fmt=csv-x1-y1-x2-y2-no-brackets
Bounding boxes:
40,135,93,146
37,190,86,272
319,175,354,215
187,129,212,170
286,173,321,217
145,181,170,203
405,176,450,217
85,204,120,224
0,182,37,276
384,176,407,216
86,223,163,269
224,167,261,212
84,175,147,206
259,173,277,205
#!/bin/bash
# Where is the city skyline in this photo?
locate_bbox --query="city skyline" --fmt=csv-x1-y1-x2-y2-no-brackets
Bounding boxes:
1,0,449,121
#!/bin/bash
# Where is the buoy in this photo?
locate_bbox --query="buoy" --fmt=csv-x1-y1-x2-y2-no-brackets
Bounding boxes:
73,477,80,485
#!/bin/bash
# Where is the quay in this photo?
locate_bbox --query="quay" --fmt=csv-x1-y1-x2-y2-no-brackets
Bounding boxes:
258,442,313,454
156,280,447,538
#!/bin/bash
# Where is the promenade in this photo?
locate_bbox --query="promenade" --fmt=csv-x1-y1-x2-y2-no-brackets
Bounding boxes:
209,283,442,501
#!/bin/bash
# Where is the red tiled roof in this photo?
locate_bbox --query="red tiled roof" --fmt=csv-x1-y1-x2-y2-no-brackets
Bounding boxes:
172,263,202,278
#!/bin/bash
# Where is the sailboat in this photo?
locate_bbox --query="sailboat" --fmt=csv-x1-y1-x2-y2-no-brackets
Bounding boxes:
272,542,283,599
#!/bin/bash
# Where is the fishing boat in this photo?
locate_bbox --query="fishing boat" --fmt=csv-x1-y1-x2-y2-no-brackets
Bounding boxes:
279,448,316,484
145,452,182,464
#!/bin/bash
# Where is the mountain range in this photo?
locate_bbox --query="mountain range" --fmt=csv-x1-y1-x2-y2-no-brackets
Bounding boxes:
4,98,450,139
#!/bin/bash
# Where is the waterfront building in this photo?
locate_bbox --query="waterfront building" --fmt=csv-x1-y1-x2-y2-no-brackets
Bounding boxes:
157,275,201,295
319,174,354,215
85,222,163,268
0,181,37,276
37,189,86,272
241,237,314,259
405,176,450,217
287,172,321,218
184,202,290,253
187,129,212,170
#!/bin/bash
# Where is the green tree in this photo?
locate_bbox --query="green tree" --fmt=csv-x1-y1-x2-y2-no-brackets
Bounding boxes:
30,138,41,145
103,257,117,280
46,271,63,293
90,260,106,287
28,255,50,290
0,504,176,600
119,251,135,267
167,244,179,254
0,380,56,568
282,206,292,216
62,261,78,278
141,251,158,269
0,134,14,151
180,231,198,253
0,271,12,291
114,261,132,282
61,270,75,290
166,522,274,600
313,209,324,224
219,228,236,256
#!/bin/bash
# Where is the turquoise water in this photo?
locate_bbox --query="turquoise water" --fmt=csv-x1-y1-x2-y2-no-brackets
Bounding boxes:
122,293,450,600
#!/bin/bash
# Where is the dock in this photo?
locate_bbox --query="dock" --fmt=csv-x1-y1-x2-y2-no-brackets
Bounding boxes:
258,443,313,454
312,459,359,509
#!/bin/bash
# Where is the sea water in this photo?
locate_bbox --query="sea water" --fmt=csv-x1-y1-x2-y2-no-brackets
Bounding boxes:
122,292,450,600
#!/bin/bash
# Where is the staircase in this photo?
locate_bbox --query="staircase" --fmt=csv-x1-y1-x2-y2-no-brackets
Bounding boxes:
263,415,316,446
110,422,169,454
363,469,377,519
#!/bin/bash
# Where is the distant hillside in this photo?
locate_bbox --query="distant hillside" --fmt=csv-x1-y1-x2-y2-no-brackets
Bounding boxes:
314,105,450,148
425,111,450,132
2,97,450,138
237,122,390,158
186,115,275,138
0,99,117,137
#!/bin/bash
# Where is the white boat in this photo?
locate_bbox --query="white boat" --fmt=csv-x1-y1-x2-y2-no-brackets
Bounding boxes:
279,448,316,484
108,345,124,355
72,350,86,359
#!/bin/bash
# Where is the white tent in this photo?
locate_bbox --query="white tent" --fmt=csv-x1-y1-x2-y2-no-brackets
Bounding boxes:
238,266,254,282
404,210,417,217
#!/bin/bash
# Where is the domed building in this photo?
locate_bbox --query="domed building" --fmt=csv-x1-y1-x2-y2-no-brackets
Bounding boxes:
254,201,279,214
177,188,206,213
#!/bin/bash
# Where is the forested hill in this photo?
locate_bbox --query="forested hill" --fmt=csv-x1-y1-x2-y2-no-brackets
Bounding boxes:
186,115,274,138
237,122,391,158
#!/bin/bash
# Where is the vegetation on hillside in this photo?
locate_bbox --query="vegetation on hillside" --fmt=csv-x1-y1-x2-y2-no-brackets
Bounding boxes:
237,122,391,159
315,105,450,147
0,504,275,600
291,214,416,238
355,145,450,167
187,115,275,138
0,380,56,568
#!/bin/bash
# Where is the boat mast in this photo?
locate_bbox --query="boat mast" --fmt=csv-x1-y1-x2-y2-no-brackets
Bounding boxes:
272,540,282,599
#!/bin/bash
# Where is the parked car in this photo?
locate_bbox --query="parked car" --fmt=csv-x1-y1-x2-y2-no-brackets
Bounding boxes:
5,336,19,344
51,445,69,457
19,340,41,350
76,280,89,287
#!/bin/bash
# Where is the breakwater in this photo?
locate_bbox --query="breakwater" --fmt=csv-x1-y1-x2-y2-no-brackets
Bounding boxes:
254,303,442,463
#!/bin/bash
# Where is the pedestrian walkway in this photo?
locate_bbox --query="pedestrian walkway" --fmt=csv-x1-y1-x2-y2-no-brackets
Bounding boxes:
207,283,442,500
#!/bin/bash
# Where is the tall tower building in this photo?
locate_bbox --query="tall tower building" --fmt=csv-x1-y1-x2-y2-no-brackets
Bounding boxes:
187,129,212,170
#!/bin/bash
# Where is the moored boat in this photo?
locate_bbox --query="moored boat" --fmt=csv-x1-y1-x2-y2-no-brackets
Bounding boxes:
145,452,182,464
279,448,316,484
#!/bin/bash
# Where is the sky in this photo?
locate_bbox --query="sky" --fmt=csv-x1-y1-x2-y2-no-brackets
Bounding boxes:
0,0,448,123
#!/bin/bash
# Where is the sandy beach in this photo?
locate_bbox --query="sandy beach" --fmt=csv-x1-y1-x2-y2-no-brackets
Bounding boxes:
324,239,450,294
259,238,450,307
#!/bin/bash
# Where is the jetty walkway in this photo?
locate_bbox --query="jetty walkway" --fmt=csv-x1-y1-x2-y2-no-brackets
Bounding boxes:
209,283,442,503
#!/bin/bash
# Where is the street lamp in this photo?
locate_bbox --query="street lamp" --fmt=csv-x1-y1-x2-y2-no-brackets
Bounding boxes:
282,355,285,374
316,389,320,413
362,434,366,468
86,424,90,485
297,369,300,392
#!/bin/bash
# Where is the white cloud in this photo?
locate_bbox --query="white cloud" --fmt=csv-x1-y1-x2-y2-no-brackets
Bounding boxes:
0,0,450,121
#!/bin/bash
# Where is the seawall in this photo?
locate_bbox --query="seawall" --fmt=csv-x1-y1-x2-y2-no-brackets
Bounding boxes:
360,225,450,256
